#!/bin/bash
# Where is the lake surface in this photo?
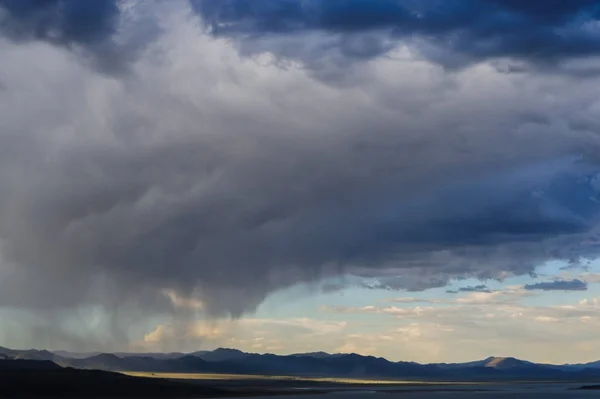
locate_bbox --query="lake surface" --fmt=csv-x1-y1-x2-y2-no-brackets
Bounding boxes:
239,383,599,398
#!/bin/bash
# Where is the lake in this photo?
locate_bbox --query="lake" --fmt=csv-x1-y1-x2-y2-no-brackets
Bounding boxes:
238,383,599,398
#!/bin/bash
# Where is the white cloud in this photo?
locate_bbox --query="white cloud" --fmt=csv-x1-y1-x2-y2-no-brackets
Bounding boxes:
132,316,349,353
582,273,600,284
318,292,600,363
162,290,205,311
579,298,600,307
454,287,534,304
129,294,600,363
533,316,560,323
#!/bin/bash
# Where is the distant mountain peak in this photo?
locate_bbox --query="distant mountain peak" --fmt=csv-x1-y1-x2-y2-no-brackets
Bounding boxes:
213,348,246,354
192,347,249,362
482,356,531,369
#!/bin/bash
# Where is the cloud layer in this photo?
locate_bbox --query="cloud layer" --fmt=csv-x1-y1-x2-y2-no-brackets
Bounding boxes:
0,0,119,44
319,290,600,363
1,1,600,349
0,0,161,72
524,279,588,291
192,0,600,71
4,1,600,75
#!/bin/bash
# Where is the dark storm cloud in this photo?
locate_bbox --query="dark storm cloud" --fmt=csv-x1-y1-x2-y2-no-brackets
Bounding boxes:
560,259,592,271
191,0,600,68
446,285,492,294
0,0,158,72
0,0,119,44
1,1,600,331
360,276,449,292
524,279,589,291
2,1,600,73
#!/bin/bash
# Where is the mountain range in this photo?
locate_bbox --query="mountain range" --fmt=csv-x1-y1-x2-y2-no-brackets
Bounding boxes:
1,346,600,382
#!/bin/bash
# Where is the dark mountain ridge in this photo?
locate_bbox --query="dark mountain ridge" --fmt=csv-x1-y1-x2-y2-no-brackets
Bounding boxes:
1,346,599,381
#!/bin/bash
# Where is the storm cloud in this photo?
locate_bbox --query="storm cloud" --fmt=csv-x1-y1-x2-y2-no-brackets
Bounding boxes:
191,0,600,70
1,1,600,347
524,279,589,291
3,1,600,75
446,285,492,294
0,0,158,72
0,0,119,43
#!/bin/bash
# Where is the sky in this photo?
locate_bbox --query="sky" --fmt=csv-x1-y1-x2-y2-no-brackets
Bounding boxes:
1,0,600,364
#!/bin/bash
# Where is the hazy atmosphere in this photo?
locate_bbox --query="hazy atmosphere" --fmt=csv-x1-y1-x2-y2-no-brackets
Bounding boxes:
1,0,600,365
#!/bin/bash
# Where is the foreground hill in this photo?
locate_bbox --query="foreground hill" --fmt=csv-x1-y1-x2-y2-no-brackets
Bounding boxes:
0,360,228,398
2,346,600,382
